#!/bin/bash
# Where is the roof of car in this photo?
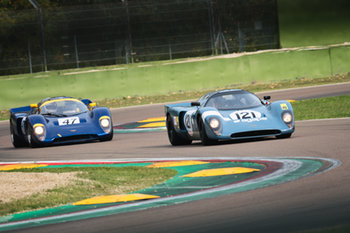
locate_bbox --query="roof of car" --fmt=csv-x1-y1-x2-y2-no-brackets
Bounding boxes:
41,96,74,102
204,89,244,98
39,96,79,107
215,89,243,94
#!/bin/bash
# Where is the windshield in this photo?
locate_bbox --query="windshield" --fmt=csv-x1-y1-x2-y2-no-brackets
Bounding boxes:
40,99,88,116
205,91,262,110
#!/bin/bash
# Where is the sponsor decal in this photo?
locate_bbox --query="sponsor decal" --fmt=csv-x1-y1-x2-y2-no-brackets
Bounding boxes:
280,103,288,110
184,110,196,136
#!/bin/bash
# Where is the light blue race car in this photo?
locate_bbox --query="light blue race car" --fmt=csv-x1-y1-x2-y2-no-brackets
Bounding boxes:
165,89,295,145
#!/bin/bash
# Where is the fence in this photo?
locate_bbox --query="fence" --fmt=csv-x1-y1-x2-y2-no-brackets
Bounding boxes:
0,0,280,75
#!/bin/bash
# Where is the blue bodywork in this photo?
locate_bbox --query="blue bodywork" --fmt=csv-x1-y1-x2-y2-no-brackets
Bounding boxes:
164,89,295,145
9,97,113,147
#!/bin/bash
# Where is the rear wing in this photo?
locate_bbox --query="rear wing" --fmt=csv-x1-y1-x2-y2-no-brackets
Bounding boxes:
164,102,193,113
81,98,93,106
10,105,34,115
81,98,99,110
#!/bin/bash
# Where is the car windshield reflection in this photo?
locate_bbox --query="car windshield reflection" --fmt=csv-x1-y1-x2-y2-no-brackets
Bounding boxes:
205,92,262,110
40,100,88,116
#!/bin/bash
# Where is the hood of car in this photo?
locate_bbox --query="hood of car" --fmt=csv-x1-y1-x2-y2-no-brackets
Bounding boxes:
41,111,105,139
42,111,91,126
217,106,269,122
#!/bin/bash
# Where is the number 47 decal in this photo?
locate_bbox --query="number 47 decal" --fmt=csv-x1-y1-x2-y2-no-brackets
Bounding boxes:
58,117,80,126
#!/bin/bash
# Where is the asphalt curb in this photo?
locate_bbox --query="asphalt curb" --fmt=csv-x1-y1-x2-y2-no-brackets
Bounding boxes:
0,157,341,232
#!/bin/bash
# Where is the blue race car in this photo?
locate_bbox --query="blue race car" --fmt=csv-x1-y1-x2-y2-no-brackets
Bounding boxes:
165,89,294,145
10,97,113,147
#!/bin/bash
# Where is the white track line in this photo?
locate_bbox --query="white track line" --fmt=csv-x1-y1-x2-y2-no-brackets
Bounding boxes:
0,157,340,230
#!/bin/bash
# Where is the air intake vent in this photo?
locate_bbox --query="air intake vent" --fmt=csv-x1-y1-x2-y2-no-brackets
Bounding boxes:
231,130,281,138
54,134,97,142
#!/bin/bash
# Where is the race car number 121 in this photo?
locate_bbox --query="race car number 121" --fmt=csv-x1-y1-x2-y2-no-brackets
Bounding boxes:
58,117,80,126
230,110,262,121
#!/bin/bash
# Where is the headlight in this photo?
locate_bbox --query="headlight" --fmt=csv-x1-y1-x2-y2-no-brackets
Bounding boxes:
100,118,110,128
33,123,46,141
282,112,293,124
209,118,220,129
99,116,111,133
33,124,45,135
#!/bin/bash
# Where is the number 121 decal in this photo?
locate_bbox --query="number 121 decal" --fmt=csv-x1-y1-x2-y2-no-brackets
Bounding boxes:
230,110,266,122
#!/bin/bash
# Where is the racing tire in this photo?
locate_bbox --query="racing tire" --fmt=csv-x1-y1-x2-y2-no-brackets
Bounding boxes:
100,120,114,142
199,119,217,146
166,115,192,146
276,133,292,139
100,132,114,142
10,124,27,148
26,125,40,148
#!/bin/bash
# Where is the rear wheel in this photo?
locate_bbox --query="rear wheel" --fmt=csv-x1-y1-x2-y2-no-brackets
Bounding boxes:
166,115,192,146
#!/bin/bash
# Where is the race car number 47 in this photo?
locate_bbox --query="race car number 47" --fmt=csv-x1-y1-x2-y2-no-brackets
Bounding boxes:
58,117,80,126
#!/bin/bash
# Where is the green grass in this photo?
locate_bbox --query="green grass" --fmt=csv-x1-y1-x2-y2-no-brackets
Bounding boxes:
293,95,350,120
1,73,349,121
0,167,177,216
95,74,350,109
278,0,350,47
0,45,349,111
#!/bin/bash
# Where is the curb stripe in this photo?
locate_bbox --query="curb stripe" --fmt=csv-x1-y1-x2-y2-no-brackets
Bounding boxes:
0,157,340,232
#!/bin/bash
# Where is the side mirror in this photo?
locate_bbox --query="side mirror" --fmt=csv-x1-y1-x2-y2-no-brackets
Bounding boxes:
191,102,200,107
263,96,271,100
30,104,38,108
89,102,97,109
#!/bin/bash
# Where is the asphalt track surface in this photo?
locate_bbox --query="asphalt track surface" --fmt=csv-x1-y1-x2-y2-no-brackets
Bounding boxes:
0,82,350,233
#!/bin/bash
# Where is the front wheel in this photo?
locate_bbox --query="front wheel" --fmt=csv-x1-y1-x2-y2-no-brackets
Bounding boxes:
276,133,292,139
166,115,192,146
10,125,27,148
100,132,114,142
25,125,40,148
199,119,217,146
